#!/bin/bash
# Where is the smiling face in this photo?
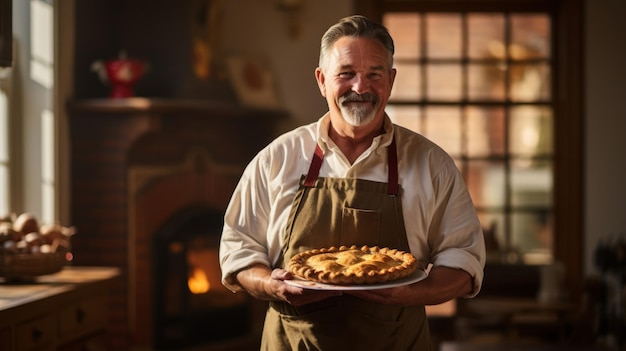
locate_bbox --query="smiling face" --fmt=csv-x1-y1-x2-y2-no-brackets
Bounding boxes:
316,36,396,135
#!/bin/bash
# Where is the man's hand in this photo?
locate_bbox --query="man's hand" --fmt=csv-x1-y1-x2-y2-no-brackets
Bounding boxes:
348,266,473,306
236,264,342,306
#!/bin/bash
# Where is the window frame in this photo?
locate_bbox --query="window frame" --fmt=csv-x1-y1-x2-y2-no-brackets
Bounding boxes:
356,0,584,298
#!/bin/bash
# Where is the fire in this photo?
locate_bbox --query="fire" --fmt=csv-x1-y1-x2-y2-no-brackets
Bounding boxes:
188,268,210,294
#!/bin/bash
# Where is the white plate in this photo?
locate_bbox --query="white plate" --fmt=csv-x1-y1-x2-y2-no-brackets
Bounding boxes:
284,270,427,291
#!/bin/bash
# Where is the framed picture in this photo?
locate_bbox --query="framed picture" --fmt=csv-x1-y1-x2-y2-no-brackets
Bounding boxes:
225,55,281,109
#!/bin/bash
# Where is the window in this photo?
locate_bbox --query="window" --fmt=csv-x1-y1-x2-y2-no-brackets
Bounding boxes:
31,0,56,223
356,1,584,291
1,0,61,223
383,11,554,265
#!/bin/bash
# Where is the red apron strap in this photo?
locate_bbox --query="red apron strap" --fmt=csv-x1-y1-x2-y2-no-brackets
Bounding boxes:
304,144,324,187
387,137,399,196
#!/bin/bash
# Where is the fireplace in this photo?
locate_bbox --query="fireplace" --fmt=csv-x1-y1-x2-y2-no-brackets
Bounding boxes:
152,207,249,349
68,99,287,350
127,143,266,350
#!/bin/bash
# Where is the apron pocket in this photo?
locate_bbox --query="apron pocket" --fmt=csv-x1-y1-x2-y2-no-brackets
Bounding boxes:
341,207,380,246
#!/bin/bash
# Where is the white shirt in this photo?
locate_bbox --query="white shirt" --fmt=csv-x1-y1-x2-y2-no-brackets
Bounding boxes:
220,113,486,296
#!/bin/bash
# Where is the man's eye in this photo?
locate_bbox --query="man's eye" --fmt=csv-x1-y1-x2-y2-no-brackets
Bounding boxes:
338,72,355,79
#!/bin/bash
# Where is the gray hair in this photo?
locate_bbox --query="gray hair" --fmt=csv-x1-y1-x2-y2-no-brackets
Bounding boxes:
319,15,395,70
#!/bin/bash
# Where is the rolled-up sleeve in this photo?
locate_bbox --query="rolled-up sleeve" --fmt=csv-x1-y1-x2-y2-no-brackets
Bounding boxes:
219,153,272,292
429,161,486,297
396,125,486,298
219,133,307,292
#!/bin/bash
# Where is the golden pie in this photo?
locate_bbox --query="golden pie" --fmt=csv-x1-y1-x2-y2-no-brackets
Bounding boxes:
288,245,417,285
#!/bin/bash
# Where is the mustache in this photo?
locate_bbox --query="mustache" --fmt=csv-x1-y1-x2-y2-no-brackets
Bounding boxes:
340,92,378,104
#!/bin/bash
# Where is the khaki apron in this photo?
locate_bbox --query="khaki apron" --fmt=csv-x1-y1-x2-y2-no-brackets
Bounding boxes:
261,139,432,351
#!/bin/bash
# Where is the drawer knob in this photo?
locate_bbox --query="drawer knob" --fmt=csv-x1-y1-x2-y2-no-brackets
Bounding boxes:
31,328,43,341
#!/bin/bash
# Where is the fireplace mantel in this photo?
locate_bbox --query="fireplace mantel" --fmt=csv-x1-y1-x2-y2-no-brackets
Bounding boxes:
68,98,290,165
68,97,287,116
67,98,289,350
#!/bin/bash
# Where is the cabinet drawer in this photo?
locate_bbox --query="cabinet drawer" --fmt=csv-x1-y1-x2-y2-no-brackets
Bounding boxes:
58,294,108,342
15,314,56,351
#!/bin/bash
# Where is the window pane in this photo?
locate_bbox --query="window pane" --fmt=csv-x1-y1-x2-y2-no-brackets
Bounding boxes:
424,107,461,156
41,109,54,182
41,109,55,223
384,13,420,60
31,0,53,64
511,14,551,59
427,64,462,100
391,63,421,100
30,0,54,89
467,160,506,207
511,211,553,265
387,105,423,133
509,63,551,101
509,106,553,156
468,63,506,100
42,182,54,224
466,106,505,157
426,14,462,58
511,160,553,207
478,212,507,258
468,13,505,59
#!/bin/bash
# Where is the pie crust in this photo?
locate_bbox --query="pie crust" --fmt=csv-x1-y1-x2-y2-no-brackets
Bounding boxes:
288,245,417,285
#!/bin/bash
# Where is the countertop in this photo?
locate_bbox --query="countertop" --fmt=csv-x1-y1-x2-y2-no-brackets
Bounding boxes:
0,266,120,312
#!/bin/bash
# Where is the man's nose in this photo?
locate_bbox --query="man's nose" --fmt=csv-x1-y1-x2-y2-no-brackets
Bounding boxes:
351,74,370,94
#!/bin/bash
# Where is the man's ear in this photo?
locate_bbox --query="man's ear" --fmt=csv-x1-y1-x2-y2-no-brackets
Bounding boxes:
389,68,397,96
315,67,326,97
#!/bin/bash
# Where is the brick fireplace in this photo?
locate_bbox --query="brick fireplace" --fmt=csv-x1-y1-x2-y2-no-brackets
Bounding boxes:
68,99,287,350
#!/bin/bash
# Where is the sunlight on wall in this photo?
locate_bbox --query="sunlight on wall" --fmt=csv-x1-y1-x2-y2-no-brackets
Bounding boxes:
41,108,55,223
30,0,53,89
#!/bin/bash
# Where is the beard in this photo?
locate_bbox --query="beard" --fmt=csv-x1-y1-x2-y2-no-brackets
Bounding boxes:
338,91,379,127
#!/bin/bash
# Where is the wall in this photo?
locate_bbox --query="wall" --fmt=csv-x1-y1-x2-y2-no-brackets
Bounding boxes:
220,0,352,124
73,0,353,127
584,0,626,276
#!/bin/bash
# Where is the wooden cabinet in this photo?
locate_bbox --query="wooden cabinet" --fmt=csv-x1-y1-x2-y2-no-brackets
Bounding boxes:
57,294,108,345
15,313,56,351
0,326,13,350
0,266,119,351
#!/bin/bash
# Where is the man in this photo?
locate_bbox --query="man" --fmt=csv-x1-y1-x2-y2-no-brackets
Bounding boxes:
219,15,485,350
